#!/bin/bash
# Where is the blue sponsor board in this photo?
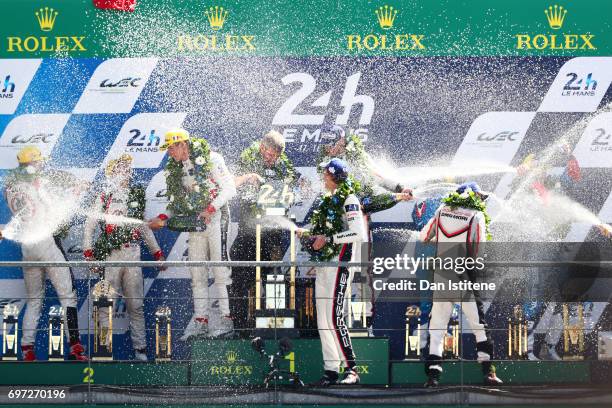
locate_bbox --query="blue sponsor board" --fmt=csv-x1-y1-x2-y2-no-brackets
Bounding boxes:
0,57,611,360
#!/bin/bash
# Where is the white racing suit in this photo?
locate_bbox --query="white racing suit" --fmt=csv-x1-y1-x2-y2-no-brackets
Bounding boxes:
347,155,405,327
421,204,495,378
83,183,163,352
316,193,368,373
4,171,82,347
166,152,236,321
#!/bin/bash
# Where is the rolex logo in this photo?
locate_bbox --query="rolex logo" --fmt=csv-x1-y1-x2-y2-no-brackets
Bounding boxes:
515,3,594,51
178,4,255,52
375,5,397,30
544,5,567,30
35,7,58,32
226,350,238,363
348,4,424,51
205,6,228,31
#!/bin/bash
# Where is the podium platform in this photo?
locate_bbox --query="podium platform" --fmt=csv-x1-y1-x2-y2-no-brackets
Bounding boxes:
0,338,610,388
190,337,389,385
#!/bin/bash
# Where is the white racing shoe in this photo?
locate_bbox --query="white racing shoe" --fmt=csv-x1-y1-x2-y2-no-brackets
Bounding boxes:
209,316,234,339
180,317,209,341
339,369,360,385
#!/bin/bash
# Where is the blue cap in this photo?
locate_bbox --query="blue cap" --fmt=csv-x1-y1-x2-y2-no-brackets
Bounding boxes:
456,182,482,194
320,124,346,141
320,157,349,182
456,182,488,200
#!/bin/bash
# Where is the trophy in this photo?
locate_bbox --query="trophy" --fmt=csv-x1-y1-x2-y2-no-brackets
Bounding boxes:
507,305,528,359
92,280,114,361
404,305,422,360
349,301,369,337
298,281,316,331
155,306,172,362
253,177,298,337
563,303,585,360
443,304,460,359
48,306,64,361
2,304,19,361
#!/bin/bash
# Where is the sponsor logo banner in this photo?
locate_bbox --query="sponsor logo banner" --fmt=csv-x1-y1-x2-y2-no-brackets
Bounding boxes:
538,57,612,112
177,5,256,53
73,58,158,113
572,112,612,168
0,59,42,114
272,72,374,153
145,169,169,220
5,7,87,54
346,5,426,52
451,111,535,166
0,113,70,169
103,112,187,168
515,4,597,52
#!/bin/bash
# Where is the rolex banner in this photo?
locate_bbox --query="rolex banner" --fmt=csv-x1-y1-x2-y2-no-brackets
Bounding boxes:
0,0,610,58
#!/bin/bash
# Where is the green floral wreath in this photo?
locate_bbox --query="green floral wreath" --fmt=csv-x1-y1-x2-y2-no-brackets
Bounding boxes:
318,133,377,195
442,190,492,241
165,138,214,217
318,133,367,170
304,177,361,261
240,141,295,182
5,165,38,184
93,185,146,261
238,141,296,210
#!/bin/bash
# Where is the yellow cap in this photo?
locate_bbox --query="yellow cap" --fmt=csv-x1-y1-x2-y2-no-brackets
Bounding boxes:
17,146,45,165
521,153,535,168
160,128,190,151
105,154,133,176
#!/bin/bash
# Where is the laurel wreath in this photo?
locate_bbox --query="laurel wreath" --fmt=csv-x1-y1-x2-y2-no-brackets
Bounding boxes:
93,185,146,261
318,132,400,213
238,141,296,212
164,138,215,217
303,177,361,261
442,190,492,241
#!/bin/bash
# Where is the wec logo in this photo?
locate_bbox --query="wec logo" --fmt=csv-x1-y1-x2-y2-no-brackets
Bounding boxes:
476,131,519,142
99,77,142,88
11,133,54,144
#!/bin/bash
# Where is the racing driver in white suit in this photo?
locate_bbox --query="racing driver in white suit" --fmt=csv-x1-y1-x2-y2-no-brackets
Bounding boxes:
299,158,368,386
2,146,88,361
83,154,166,361
420,182,502,387
149,128,236,340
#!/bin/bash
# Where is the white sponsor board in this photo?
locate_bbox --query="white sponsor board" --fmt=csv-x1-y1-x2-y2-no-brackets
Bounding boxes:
0,114,70,169
538,57,612,113
0,59,42,114
103,112,186,169
73,58,158,114
452,111,535,167
145,169,169,220
572,112,612,168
